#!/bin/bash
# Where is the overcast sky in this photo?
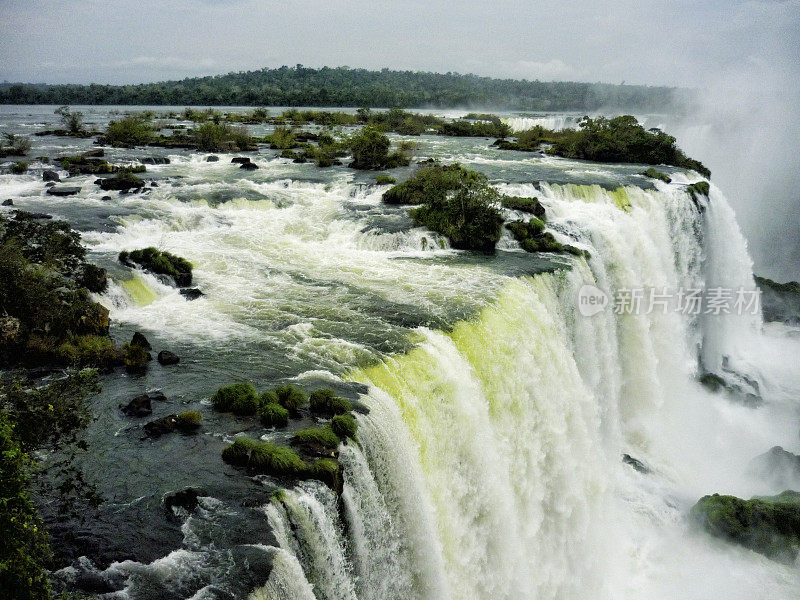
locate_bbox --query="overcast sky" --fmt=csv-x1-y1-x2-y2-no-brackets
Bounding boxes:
0,0,797,86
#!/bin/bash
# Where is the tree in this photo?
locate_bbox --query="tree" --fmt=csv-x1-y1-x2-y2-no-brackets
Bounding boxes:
54,106,85,135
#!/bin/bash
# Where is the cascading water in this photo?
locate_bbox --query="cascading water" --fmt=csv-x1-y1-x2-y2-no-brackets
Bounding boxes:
253,181,800,599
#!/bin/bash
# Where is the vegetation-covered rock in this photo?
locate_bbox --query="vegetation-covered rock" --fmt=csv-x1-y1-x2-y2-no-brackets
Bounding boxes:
500,195,546,218
689,491,800,563
643,167,671,183
309,388,352,416
686,181,710,204
222,437,307,475
382,162,485,205
259,402,289,428
211,382,259,414
9,161,28,174
103,113,156,146
375,174,396,185
0,132,32,157
97,169,145,191
348,126,409,170
505,218,586,257
293,426,340,450
271,384,307,412
122,342,148,374
175,410,202,431
330,413,358,440
119,247,193,286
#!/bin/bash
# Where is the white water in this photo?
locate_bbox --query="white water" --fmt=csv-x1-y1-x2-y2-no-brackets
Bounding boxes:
258,182,800,599
504,115,581,132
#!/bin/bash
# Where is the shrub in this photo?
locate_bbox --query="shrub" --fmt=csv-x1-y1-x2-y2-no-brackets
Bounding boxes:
57,334,118,371
105,114,156,146
409,179,504,251
309,388,352,416
330,413,357,439
0,132,32,156
643,167,671,183
500,195,546,218
506,219,586,257
382,162,486,205
348,126,408,170
267,126,298,150
191,122,254,152
376,174,396,185
10,161,28,174
293,426,340,449
259,403,289,428
222,437,307,475
122,342,148,373
272,384,307,412
176,410,202,430
119,247,192,286
55,106,85,135
211,382,258,413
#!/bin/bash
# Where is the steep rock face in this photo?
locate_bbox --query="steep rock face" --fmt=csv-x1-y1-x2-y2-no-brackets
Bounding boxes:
690,491,800,563
749,447,800,489
756,276,800,325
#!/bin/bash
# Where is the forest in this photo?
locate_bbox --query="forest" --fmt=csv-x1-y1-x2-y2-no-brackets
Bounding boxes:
0,65,685,111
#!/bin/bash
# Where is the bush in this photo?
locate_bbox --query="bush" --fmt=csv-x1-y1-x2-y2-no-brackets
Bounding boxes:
267,126,298,150
330,413,357,439
382,162,486,206
122,342,148,373
211,382,258,413
506,219,586,257
293,426,340,449
376,174,396,185
57,334,118,371
0,132,32,156
272,384,307,412
309,388,352,416
176,410,202,430
119,247,192,286
55,106,85,135
191,122,254,152
500,195,546,218
222,437,307,474
105,114,156,146
259,403,289,428
348,126,408,170
10,161,28,174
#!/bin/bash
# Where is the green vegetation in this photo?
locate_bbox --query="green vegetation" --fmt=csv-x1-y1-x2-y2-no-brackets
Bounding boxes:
0,66,682,113
58,151,115,175
211,382,259,413
0,215,114,369
382,163,486,206
259,402,289,428
56,334,118,371
643,167,671,183
272,384,308,412
690,491,800,563
309,388,352,416
9,161,28,174
266,126,298,150
376,174,396,185
506,219,586,256
293,426,340,449
0,132,32,157
330,413,358,439
175,410,203,430
54,106,87,136
500,195,546,217
119,247,193,286
348,126,409,170
122,342,148,373
104,113,156,146
222,437,307,475
191,122,254,152
97,168,145,191
686,181,711,204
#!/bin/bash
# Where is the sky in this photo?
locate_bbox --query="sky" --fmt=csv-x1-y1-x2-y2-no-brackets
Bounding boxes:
0,0,799,278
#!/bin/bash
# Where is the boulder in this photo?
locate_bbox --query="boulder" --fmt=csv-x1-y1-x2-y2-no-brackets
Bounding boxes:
164,487,206,513
100,195,112,201
45,182,56,188
157,350,180,365
130,331,152,349
206,155,219,162
82,149,105,158
173,272,192,287
143,414,179,437
1,199,12,206
12,210,51,220
150,181,158,187
240,162,259,170
46,186,81,196
120,394,153,417
231,157,251,164
42,169,60,182
141,157,170,165
97,174,143,191
180,288,204,300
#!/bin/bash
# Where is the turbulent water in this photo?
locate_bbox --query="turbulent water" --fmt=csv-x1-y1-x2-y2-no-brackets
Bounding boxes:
1,106,799,599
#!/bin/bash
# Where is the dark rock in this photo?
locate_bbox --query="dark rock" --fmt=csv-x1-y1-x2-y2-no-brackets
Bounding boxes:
1,199,12,206
231,157,251,164
749,446,800,489
622,454,651,474
157,350,180,365
143,414,179,438
141,157,170,165
163,487,206,513
45,182,56,188
82,149,105,158
101,195,112,201
97,174,144,191
699,372,726,392
80,264,108,293
206,155,219,162
756,275,800,325
12,210,51,220
150,181,158,187
179,288,204,300
130,331,152,349
147,390,167,402
239,162,259,170
173,272,192,287
42,169,60,182
120,394,153,417
46,185,81,196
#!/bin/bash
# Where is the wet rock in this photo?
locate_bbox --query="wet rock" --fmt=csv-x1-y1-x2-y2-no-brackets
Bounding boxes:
622,454,651,474
45,181,56,188
82,149,105,158
157,350,180,365
231,157,251,164
150,181,158,187
141,157,170,165
12,210,51,220
100,195,112,201
173,272,191,287
749,446,800,489
163,487,206,513
1,199,12,206
179,287,203,300
46,185,81,196
143,414,179,437
240,162,258,170
120,394,153,417
42,169,60,182
130,331,152,349
206,155,219,162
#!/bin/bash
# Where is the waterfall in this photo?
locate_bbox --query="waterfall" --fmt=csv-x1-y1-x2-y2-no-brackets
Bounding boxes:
253,181,798,599
503,115,580,132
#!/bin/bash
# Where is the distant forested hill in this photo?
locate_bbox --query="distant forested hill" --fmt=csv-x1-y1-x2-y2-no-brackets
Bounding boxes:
0,65,684,111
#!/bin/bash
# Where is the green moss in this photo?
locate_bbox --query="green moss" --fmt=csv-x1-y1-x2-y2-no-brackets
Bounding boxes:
211,382,258,413
505,219,586,257
309,388,352,416
122,342,148,373
690,492,800,563
10,161,28,174
272,384,308,412
500,195,546,218
376,174,396,185
310,458,341,489
57,334,119,371
119,247,193,286
259,402,289,428
330,413,358,439
643,167,671,183
175,410,202,430
293,426,340,449
222,437,307,474
686,181,711,204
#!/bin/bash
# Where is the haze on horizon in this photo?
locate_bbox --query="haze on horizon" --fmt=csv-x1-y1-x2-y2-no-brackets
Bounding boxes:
1,0,799,280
